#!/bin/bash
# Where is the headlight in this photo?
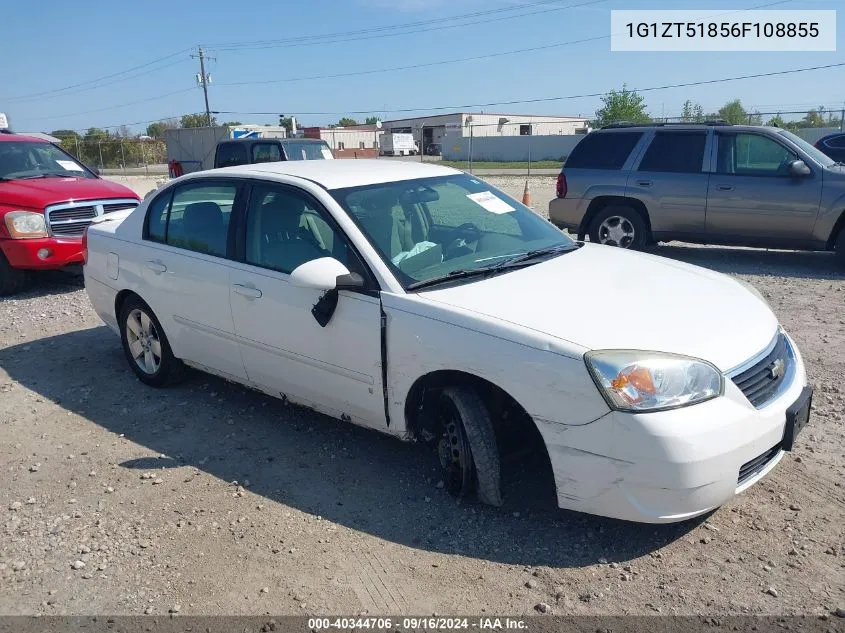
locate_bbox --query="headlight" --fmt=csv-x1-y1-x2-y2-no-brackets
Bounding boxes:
585,351,723,412
4,211,47,239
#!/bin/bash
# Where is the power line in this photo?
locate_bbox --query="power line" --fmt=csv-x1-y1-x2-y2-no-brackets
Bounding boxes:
213,61,845,117
27,88,197,122
4,48,193,103
216,35,608,88
212,0,605,51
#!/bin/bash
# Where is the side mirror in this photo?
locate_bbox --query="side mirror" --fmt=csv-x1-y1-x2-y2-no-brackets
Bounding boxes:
289,257,364,291
788,159,811,177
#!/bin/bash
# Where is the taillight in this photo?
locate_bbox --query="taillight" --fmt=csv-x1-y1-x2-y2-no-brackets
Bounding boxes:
81,227,89,265
556,172,568,198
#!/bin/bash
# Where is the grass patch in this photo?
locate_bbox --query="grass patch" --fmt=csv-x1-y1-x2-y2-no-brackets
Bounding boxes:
439,160,563,170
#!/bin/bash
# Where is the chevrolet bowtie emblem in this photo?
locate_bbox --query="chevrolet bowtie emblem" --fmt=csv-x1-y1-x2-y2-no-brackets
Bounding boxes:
769,358,785,380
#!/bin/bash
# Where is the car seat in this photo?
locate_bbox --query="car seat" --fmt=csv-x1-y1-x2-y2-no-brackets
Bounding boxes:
181,202,227,256
257,193,328,272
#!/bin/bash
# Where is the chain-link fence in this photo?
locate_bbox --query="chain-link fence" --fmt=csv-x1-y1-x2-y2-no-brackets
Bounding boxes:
59,137,168,175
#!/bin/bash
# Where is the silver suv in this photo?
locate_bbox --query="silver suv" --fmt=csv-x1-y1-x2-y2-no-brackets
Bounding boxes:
549,122,845,263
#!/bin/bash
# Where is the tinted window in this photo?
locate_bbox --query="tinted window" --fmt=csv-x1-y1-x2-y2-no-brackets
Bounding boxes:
565,132,642,170
216,143,248,168
638,132,706,173
251,143,282,164
166,183,237,256
825,135,845,149
245,184,350,274
145,190,171,243
717,133,796,176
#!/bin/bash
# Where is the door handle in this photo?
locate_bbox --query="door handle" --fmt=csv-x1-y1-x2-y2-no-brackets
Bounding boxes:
145,260,167,274
717,185,735,191
232,283,263,300
636,180,652,187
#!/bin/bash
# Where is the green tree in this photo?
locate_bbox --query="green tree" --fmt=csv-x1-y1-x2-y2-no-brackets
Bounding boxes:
766,115,786,128
180,113,216,128
51,129,80,142
221,121,242,127
278,117,295,133
146,119,178,138
680,100,704,123
717,99,750,124
593,85,650,127
338,117,358,127
800,109,826,128
365,116,382,125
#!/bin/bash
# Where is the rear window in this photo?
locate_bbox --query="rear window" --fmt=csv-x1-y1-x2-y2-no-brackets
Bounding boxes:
638,132,707,174
216,143,248,168
565,132,642,170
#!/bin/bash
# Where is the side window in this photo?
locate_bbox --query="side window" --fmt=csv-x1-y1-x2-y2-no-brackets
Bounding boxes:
145,190,172,242
245,185,351,274
717,133,796,176
216,143,248,168
638,132,706,173
565,132,642,170
251,143,282,164
827,135,845,149
166,183,237,257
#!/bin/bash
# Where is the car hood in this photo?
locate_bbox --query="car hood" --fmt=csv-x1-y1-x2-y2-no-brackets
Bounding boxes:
0,177,138,209
419,244,778,372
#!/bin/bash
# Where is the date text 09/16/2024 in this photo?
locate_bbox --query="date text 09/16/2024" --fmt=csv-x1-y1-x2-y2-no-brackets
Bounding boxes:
307,617,527,630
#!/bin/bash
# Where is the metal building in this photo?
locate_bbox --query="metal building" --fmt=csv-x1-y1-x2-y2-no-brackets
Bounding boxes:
382,112,590,151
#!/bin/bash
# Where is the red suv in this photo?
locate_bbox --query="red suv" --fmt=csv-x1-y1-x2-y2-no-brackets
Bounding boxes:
0,125,139,295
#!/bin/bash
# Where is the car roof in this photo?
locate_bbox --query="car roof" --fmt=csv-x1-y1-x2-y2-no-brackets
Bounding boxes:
0,132,49,143
218,137,326,145
206,159,463,190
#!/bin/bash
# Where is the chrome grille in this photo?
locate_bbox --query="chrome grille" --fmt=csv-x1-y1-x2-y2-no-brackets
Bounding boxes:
730,333,791,408
45,198,138,237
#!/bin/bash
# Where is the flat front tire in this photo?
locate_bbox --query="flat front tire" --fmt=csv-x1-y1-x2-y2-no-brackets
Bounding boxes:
588,204,648,250
119,296,184,387
435,386,502,506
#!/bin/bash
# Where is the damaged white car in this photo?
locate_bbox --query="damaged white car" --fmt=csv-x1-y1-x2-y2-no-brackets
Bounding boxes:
83,160,812,523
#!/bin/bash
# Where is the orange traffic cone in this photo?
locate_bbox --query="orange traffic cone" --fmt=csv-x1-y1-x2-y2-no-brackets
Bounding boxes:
521,180,532,207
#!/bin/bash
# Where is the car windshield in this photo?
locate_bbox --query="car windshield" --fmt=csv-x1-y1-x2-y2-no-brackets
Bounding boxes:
0,141,94,180
778,129,835,167
282,141,333,161
331,174,575,289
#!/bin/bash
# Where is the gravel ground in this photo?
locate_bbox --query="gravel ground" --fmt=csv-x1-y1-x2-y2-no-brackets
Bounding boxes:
0,175,843,618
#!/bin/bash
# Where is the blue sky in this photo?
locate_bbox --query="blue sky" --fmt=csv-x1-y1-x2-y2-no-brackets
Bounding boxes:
2,0,843,134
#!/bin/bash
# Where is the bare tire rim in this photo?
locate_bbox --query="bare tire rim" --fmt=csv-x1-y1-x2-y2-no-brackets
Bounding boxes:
437,396,473,497
598,215,635,248
126,308,162,375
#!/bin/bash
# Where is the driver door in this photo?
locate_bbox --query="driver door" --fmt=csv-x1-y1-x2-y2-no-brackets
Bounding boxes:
705,131,822,241
227,182,386,429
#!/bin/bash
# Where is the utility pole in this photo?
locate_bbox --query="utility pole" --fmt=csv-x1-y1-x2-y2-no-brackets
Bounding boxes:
191,46,214,127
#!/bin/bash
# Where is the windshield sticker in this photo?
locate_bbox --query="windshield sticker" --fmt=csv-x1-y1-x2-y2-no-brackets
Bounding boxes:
466,191,514,214
56,160,84,171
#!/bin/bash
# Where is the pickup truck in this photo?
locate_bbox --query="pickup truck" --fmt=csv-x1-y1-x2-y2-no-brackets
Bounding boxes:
0,116,139,295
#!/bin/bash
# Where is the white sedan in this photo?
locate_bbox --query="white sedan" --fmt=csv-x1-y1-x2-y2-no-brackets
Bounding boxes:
83,160,812,523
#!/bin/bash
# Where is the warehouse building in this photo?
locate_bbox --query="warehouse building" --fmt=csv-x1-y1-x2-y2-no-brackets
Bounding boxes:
302,125,380,158
383,112,590,151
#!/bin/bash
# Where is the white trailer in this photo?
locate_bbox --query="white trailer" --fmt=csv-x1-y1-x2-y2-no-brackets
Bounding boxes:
379,132,417,156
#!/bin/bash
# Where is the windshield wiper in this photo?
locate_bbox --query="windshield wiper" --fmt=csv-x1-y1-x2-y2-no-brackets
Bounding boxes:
407,268,499,290
491,242,581,269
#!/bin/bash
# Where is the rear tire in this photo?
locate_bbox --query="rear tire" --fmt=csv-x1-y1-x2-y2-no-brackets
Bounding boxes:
835,227,845,267
588,204,648,250
0,252,29,296
118,296,185,387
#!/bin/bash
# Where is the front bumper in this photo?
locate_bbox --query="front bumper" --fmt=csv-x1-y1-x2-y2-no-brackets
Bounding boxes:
534,333,809,523
1,237,83,270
